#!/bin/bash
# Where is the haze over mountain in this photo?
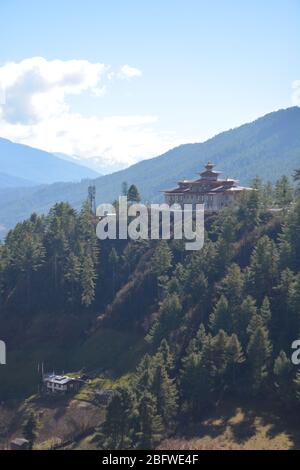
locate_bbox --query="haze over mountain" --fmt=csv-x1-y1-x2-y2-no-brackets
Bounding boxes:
54,152,120,175
0,171,36,188
0,107,299,235
0,138,100,188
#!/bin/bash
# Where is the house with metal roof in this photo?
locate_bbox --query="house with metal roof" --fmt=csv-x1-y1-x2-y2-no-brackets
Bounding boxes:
42,373,82,395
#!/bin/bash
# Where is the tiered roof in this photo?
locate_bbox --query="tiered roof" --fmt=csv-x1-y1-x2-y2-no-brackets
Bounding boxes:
162,161,251,195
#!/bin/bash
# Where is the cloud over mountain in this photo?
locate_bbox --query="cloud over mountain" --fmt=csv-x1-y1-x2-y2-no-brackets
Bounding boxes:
0,57,181,171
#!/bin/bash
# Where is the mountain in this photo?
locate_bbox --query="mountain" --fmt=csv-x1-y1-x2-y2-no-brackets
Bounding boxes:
54,152,118,175
0,107,299,234
0,138,100,187
0,171,36,188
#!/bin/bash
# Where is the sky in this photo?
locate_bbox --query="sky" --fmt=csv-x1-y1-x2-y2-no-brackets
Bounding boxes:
0,0,299,172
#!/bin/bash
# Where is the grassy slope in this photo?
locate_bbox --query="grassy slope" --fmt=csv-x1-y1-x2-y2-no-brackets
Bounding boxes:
0,326,147,400
159,399,299,450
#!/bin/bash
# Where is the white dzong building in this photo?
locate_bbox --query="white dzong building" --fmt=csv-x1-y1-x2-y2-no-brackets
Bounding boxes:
162,161,253,212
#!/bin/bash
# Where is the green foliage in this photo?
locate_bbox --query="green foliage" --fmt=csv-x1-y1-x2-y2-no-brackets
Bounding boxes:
146,293,182,345
97,387,136,449
127,184,141,203
274,175,294,208
2,161,300,449
151,240,173,278
273,351,293,403
136,391,164,449
22,412,38,450
247,326,272,393
209,295,231,334
247,236,279,302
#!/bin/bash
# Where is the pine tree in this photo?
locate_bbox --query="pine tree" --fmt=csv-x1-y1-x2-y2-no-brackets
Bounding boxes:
22,412,38,450
151,240,173,278
147,294,182,345
209,295,231,334
80,253,97,307
247,236,279,302
109,247,119,296
136,391,164,449
127,184,141,203
63,252,81,304
260,296,271,326
247,326,272,393
233,296,257,346
186,323,207,355
180,349,212,416
219,264,245,308
273,350,293,404
288,273,300,337
293,371,300,402
134,354,154,397
156,339,174,373
275,175,293,208
151,364,178,432
279,196,300,270
98,388,136,449
226,333,245,388
237,190,261,231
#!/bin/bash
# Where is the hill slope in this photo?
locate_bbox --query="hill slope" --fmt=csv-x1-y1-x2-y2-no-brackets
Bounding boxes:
0,171,36,188
0,137,100,187
0,107,299,234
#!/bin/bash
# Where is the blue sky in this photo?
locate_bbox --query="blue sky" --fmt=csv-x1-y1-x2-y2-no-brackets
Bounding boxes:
0,0,299,171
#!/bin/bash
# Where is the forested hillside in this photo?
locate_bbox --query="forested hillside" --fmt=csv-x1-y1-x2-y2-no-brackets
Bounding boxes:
0,170,300,449
0,107,299,235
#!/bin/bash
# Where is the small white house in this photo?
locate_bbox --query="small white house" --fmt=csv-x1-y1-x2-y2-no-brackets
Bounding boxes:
43,373,81,395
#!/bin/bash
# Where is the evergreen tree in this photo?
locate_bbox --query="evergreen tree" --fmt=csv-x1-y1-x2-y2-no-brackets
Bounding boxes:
63,252,81,304
136,391,164,449
209,295,231,334
22,412,38,450
226,333,245,388
247,236,279,302
273,351,293,404
152,364,178,432
127,184,141,203
247,326,272,393
219,264,245,310
279,196,300,270
180,349,212,416
98,388,136,449
233,296,257,346
156,339,174,373
260,296,271,326
147,294,182,345
151,240,173,278
109,247,119,296
274,175,293,208
237,190,261,231
81,254,97,307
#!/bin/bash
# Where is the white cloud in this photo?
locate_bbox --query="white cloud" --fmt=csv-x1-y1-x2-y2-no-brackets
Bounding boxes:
0,57,179,170
119,64,142,79
0,57,108,124
292,80,300,106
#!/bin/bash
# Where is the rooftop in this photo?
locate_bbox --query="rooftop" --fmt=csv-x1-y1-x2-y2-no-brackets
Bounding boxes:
43,373,75,385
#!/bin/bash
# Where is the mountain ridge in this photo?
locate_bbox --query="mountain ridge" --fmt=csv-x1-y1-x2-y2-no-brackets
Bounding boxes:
0,106,299,235
0,137,100,187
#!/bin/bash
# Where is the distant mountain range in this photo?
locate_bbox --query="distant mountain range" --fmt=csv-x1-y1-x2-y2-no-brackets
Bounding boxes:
0,137,100,188
0,107,299,235
54,153,122,175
